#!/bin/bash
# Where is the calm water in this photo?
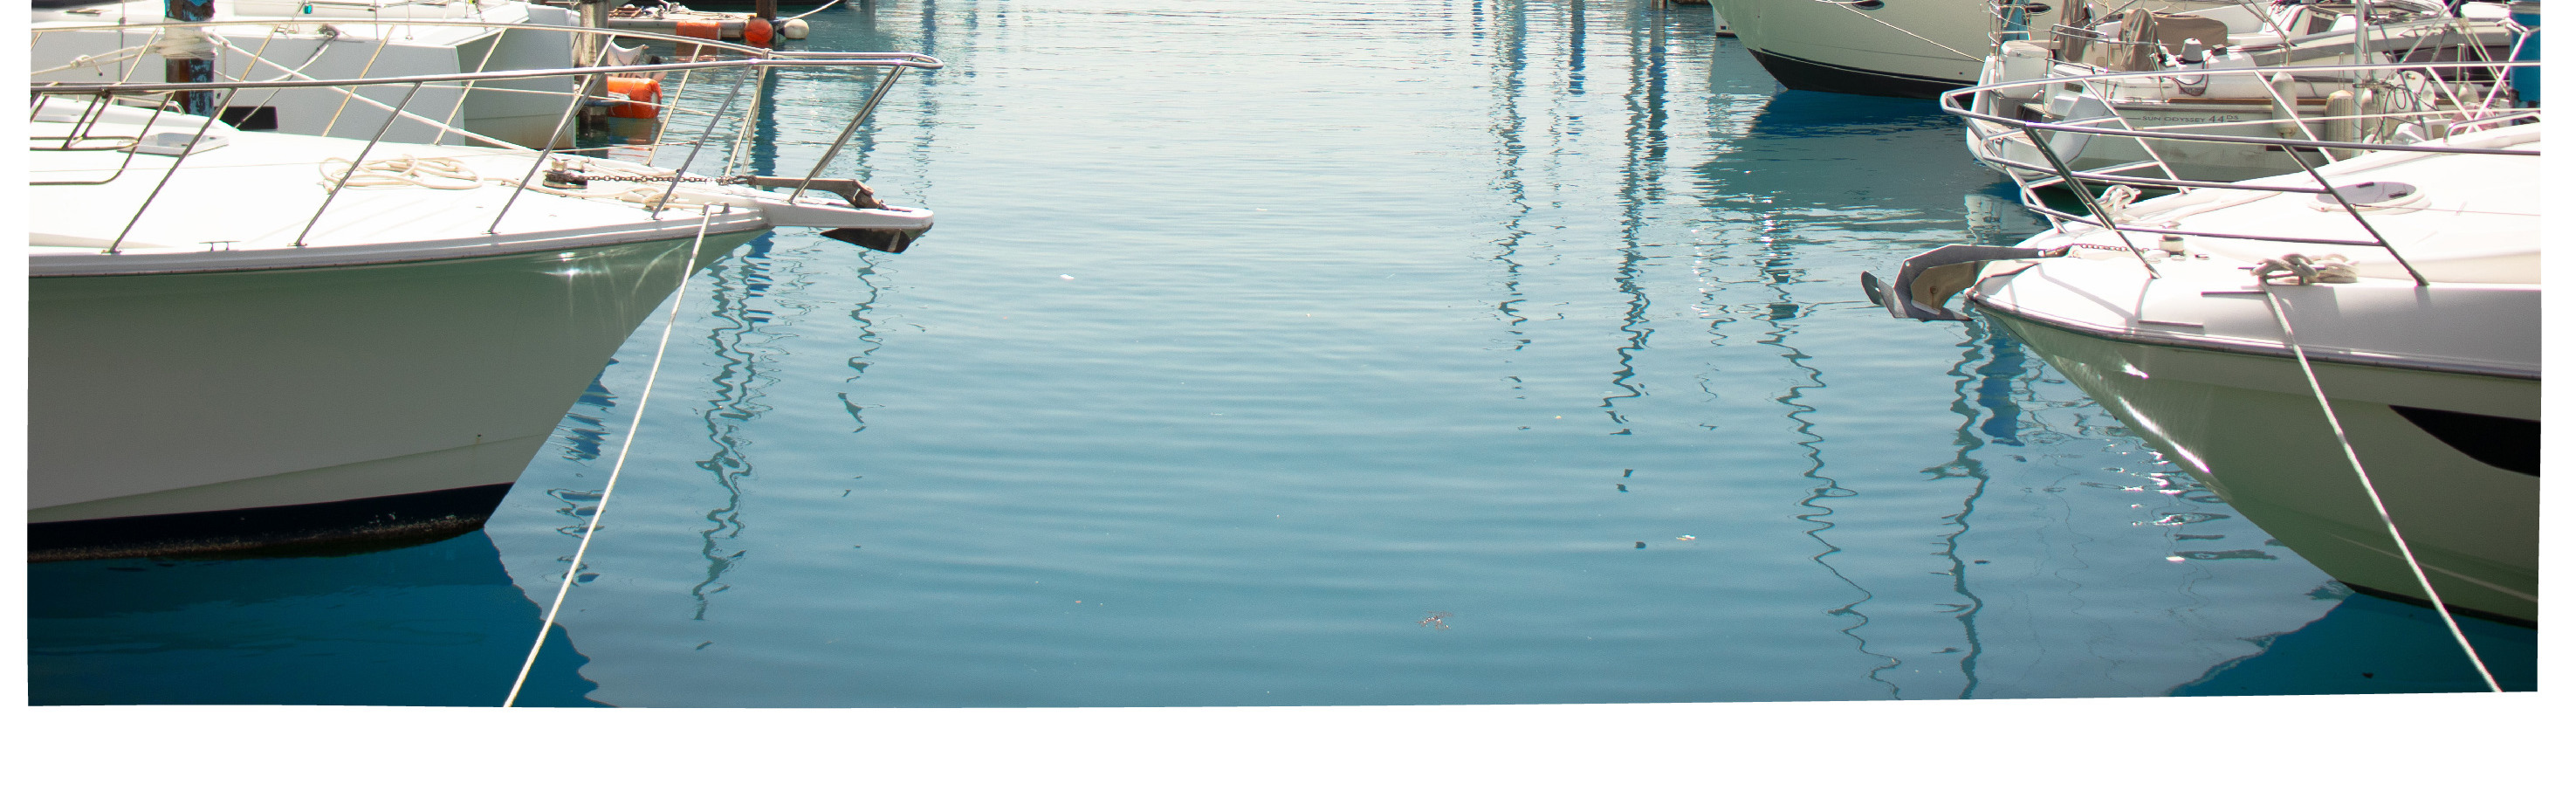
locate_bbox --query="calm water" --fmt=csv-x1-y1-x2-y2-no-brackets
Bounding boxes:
28,0,2533,706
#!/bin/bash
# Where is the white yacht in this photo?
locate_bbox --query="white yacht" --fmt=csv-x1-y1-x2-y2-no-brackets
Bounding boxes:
32,1,586,148
1964,0,2530,183
27,28,944,560
1713,0,2257,99
1865,65,2538,623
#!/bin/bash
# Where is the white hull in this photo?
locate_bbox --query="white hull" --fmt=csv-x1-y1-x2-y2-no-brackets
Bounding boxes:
1713,0,2056,98
29,232,754,549
25,36,942,556
1982,312,2536,622
1948,124,2542,622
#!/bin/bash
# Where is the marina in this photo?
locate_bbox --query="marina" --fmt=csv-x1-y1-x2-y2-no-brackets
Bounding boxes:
24,0,2542,728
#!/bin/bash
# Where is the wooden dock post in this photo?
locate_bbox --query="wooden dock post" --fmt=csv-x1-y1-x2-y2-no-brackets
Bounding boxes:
163,0,217,116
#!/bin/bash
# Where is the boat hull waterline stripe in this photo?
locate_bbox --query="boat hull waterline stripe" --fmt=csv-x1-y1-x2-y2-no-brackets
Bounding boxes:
1747,47,1972,100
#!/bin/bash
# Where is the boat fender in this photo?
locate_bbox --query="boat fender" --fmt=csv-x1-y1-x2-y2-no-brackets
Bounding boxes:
1862,244,2064,321
605,76,663,119
677,19,723,40
2322,90,2358,144
745,17,774,48
782,18,810,39
2267,72,2303,138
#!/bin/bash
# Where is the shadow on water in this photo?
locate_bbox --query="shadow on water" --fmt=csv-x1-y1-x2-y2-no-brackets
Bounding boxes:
28,530,601,706
2174,587,2538,695
1744,88,1960,138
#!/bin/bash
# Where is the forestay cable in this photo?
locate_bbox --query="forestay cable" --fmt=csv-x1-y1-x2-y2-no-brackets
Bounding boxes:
2259,285,2500,691
505,209,722,707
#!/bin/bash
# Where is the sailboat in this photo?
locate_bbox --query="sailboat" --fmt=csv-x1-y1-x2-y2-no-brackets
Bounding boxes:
1962,0,2531,183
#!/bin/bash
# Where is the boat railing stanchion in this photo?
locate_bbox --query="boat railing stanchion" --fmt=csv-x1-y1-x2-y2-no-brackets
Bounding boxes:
107,85,240,255
489,37,629,236
789,61,910,203
295,81,426,248
318,32,402,140
645,61,758,220
2023,103,2163,278
430,25,514,147
2277,134,2431,287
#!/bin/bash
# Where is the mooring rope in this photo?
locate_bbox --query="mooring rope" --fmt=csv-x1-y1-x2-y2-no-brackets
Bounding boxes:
786,0,845,23
2258,284,2501,691
504,208,721,707
1810,0,1980,61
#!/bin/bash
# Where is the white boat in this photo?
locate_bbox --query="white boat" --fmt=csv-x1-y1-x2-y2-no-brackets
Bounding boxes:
1963,0,2531,183
1712,0,2259,100
27,28,944,560
1865,65,2539,623
1709,0,2067,98
598,2,813,42
31,1,599,148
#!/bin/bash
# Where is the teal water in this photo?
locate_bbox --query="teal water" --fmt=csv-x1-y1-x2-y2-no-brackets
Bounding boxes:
27,0,2531,706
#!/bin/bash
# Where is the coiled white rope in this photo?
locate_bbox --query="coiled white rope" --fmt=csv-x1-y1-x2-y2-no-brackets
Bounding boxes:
318,154,487,189
2258,282,2500,692
29,45,153,78
786,0,844,22
504,208,721,707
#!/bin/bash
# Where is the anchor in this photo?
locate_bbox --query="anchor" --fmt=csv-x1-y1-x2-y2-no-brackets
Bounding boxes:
1860,244,2061,321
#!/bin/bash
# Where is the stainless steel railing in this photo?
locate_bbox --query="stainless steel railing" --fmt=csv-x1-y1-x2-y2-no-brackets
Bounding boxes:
29,17,942,254
1941,58,2539,284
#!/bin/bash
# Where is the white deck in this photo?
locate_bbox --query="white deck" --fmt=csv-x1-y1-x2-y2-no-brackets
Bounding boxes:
1971,124,2540,378
29,100,927,275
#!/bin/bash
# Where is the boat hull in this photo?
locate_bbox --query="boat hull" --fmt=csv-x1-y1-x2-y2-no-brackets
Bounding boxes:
28,230,761,560
1981,310,2538,624
1716,0,2044,99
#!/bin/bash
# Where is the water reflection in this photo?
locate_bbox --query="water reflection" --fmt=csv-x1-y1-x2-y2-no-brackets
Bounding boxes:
1765,272,1902,698
1599,0,1667,433
28,531,600,706
1925,323,2027,698
443,0,2490,705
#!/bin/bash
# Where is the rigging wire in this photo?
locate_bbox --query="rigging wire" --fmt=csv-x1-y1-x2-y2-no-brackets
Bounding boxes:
504,207,722,707
2258,284,2501,692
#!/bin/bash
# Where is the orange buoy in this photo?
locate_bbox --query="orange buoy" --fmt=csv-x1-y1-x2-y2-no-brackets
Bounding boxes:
606,76,662,119
745,17,774,48
675,19,722,41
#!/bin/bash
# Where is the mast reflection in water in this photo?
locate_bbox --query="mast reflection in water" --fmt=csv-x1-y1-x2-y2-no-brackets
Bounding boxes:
28,0,2528,707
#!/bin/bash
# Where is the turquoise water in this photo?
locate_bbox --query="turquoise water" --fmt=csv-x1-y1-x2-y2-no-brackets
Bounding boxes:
27,0,2531,706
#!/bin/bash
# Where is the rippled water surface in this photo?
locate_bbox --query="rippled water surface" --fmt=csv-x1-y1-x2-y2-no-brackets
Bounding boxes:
28,0,2532,706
